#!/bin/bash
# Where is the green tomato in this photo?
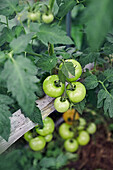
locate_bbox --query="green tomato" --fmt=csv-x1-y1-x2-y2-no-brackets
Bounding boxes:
66,82,86,103
29,136,46,151
64,139,79,152
36,117,55,136
86,122,96,134
24,131,33,142
54,97,70,113
59,59,82,82
77,118,86,131
28,12,41,21
77,130,90,146
59,123,74,140
43,75,65,98
44,134,53,142
42,13,54,24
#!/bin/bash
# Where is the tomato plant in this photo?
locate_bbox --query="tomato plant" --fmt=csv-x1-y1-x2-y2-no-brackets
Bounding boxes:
59,59,82,82
77,130,90,146
54,97,70,113
64,138,79,152
36,117,55,136
43,75,65,98
59,123,74,139
24,131,33,142
66,82,86,103
42,13,54,24
63,109,79,125
44,134,53,142
27,12,41,22
29,136,46,151
86,123,97,134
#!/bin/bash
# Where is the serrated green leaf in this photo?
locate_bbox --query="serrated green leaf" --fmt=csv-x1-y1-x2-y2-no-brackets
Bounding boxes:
30,23,40,32
0,94,14,105
57,0,76,18
104,69,113,82
37,54,57,72
84,75,98,90
0,104,11,141
83,0,113,50
10,33,34,54
1,56,38,115
0,51,7,63
0,0,19,16
73,99,86,114
79,50,100,67
56,153,67,169
61,62,75,78
37,24,73,45
58,70,66,83
104,95,113,117
24,106,43,126
97,89,107,108
0,27,14,46
39,157,56,168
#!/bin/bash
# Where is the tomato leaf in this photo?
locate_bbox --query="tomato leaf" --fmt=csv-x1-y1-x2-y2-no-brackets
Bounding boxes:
104,69,113,82
104,94,113,118
83,0,113,50
73,99,86,114
24,106,43,127
61,62,75,78
10,33,34,54
0,95,14,141
1,56,38,116
0,27,14,46
79,49,100,67
37,54,57,72
58,70,66,83
39,157,56,168
57,0,76,18
37,24,73,45
0,0,23,17
84,75,98,90
97,89,107,108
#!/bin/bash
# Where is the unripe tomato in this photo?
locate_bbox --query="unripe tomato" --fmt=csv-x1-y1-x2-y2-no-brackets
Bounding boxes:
59,123,74,139
64,139,79,152
28,12,41,21
66,82,86,103
24,131,33,142
44,134,53,142
54,97,70,113
86,122,96,134
63,109,79,125
29,136,46,151
77,117,86,130
77,130,90,146
43,75,65,98
59,59,82,82
36,117,55,136
42,13,54,24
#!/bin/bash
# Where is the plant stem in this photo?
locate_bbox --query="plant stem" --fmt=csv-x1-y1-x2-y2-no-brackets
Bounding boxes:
49,0,55,11
6,17,9,28
25,51,42,57
98,80,113,99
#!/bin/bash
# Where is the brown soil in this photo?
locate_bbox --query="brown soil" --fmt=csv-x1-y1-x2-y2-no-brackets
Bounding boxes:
66,126,113,170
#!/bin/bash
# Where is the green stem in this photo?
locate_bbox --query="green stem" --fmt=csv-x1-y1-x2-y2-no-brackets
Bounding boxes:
25,51,42,57
49,0,55,11
98,80,113,99
48,43,54,56
6,17,9,28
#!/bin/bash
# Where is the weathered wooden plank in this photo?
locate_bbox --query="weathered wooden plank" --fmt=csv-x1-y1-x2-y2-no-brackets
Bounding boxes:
0,95,55,154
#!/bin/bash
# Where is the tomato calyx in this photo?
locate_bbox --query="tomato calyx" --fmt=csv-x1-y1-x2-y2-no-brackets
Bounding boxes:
69,139,74,143
54,80,61,87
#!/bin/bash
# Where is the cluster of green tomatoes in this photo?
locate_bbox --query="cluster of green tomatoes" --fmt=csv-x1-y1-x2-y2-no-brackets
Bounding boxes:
27,3,54,24
43,59,86,113
59,117,97,153
24,117,55,151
